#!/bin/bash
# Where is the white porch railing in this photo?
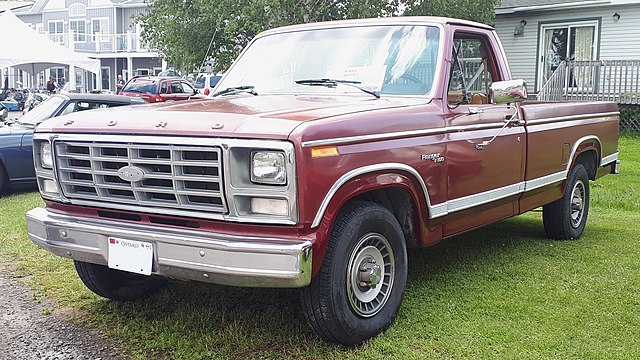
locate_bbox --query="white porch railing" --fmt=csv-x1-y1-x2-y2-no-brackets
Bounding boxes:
45,31,155,54
537,60,640,105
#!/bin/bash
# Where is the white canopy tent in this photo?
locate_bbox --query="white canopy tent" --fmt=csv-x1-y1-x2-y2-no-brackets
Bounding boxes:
0,10,100,89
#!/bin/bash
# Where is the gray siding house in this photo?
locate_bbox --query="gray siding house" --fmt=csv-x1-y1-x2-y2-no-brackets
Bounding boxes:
8,0,163,92
494,0,640,103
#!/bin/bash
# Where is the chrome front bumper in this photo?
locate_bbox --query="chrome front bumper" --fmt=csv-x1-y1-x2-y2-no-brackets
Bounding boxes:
26,207,312,288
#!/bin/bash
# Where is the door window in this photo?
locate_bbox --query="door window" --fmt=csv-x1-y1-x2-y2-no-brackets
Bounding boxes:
180,82,195,94
171,81,183,93
447,36,496,105
160,82,168,94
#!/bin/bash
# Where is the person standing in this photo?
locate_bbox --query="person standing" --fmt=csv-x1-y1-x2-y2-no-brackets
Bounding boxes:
46,77,57,93
115,75,125,93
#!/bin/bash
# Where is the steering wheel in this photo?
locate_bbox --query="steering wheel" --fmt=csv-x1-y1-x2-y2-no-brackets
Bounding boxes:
399,74,423,84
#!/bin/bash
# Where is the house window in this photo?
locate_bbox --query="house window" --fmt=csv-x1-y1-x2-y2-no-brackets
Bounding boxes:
92,18,109,45
101,67,111,91
537,19,600,91
69,3,86,17
50,67,66,85
70,19,87,42
48,20,63,43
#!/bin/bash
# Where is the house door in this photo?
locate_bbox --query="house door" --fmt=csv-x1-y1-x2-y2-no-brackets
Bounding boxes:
537,21,599,91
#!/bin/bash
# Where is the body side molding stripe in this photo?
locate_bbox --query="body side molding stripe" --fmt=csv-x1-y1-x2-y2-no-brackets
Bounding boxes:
301,112,619,148
301,122,506,148
524,111,619,126
524,171,567,192
446,182,525,213
600,152,619,166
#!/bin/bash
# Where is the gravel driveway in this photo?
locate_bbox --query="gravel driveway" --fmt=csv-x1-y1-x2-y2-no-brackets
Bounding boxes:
0,269,126,360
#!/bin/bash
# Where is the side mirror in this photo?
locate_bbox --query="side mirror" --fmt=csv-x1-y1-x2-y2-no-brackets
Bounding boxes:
490,79,528,104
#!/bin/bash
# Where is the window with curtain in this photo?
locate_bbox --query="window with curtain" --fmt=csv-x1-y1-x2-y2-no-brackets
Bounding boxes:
539,21,598,91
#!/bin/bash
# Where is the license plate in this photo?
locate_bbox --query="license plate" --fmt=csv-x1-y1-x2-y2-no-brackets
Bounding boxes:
107,237,153,275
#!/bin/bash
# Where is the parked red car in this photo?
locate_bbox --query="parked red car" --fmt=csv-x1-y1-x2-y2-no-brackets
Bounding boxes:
118,76,205,103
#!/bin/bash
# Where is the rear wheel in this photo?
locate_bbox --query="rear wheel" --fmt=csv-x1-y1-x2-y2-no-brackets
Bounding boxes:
299,201,407,346
74,261,166,301
0,164,7,194
543,163,590,240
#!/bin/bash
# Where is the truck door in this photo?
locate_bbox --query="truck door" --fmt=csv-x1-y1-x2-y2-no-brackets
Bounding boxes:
442,31,526,236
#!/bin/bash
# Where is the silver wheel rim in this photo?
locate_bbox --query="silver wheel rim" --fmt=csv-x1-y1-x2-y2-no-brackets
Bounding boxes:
570,179,586,228
346,233,394,318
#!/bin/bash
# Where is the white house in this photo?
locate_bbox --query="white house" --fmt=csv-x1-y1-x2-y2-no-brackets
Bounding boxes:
494,0,640,102
4,0,164,92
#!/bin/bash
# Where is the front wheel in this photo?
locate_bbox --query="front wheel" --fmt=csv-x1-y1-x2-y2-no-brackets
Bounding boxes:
543,163,590,240
74,261,167,301
299,201,407,346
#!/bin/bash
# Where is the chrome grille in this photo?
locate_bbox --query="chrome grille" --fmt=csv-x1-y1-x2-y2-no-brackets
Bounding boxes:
54,141,226,216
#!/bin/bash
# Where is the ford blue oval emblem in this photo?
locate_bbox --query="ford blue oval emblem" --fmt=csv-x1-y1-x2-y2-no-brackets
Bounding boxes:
117,165,145,182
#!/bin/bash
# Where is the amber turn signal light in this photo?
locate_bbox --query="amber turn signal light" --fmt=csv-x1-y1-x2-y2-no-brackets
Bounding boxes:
311,146,339,158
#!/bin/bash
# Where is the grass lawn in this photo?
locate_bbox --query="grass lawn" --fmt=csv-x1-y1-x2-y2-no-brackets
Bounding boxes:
1,135,639,359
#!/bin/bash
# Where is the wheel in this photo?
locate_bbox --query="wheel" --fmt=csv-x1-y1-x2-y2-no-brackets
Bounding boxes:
74,261,167,301
543,163,590,240
0,163,7,194
299,201,407,346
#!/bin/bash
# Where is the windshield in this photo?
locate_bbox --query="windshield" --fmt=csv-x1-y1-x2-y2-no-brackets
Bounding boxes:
216,25,441,97
18,96,66,126
122,79,158,94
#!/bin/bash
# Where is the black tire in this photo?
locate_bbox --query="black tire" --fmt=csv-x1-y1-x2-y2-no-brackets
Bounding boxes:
543,163,590,240
0,163,7,194
74,260,167,301
299,201,408,346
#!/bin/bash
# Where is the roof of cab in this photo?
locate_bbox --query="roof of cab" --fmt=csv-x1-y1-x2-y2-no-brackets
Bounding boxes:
257,16,494,37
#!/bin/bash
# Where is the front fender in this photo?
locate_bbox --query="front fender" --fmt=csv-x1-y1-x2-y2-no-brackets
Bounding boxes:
309,170,437,275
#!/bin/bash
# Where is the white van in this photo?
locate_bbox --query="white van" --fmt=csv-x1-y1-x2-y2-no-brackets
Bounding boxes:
194,74,223,95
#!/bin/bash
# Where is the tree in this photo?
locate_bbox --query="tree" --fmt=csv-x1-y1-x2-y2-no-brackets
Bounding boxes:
137,0,400,73
403,0,500,25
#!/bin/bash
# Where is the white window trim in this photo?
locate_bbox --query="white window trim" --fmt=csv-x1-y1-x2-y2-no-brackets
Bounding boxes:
69,19,88,42
47,20,64,44
47,20,63,33
91,17,110,35
68,3,87,17
91,17,110,44
536,19,600,92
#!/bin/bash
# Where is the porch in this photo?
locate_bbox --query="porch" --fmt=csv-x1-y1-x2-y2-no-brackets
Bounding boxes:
536,60,640,131
536,60,640,104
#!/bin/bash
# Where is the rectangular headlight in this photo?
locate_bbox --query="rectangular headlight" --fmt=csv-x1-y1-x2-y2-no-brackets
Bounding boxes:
251,151,286,185
40,141,53,169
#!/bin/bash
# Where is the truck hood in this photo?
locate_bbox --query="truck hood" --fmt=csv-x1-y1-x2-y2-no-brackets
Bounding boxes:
35,95,428,140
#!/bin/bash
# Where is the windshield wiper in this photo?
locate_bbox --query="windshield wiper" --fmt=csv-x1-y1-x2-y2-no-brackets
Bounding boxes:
212,86,258,97
295,78,380,99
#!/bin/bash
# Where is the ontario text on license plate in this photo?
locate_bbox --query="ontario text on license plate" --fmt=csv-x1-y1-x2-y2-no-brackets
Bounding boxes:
108,237,153,275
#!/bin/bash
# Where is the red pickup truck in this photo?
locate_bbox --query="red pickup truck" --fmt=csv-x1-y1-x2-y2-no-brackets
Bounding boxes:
26,17,620,345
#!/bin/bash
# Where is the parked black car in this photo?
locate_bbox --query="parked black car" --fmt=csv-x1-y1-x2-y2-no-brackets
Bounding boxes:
0,93,144,193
